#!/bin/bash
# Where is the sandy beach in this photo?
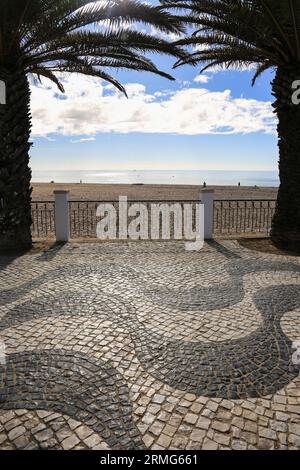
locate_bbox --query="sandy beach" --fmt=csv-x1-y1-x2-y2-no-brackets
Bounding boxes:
32,183,278,201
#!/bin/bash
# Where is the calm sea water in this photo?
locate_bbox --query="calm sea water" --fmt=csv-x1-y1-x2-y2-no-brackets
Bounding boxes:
31,169,279,187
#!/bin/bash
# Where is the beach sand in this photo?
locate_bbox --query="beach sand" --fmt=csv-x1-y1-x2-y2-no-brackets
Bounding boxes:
32,183,278,201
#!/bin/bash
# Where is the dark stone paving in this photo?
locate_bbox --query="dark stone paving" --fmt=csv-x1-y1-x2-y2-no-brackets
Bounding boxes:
0,350,144,450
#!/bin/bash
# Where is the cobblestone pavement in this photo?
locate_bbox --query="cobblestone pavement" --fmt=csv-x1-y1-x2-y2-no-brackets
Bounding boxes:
0,240,300,450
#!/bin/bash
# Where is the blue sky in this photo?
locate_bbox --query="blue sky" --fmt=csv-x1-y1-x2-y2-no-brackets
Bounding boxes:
29,9,278,174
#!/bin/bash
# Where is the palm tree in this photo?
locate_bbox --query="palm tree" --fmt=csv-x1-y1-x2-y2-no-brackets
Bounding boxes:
161,0,300,251
0,0,186,249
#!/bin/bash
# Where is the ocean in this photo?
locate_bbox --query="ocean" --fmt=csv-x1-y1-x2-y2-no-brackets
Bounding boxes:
31,169,279,187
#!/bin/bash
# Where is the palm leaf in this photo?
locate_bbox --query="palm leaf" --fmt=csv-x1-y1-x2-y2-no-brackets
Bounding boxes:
162,0,300,83
0,0,187,94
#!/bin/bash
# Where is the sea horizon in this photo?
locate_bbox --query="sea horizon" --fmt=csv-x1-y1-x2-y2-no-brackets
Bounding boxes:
32,169,279,187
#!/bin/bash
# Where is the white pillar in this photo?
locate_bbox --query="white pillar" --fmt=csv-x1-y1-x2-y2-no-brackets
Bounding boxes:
201,189,214,239
54,190,70,242
0,80,6,104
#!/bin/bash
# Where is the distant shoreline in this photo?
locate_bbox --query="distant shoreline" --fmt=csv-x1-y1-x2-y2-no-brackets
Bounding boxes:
32,182,278,201
31,169,279,187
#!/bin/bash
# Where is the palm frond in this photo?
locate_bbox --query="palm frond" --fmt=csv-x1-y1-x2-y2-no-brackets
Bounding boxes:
162,0,300,84
0,0,187,94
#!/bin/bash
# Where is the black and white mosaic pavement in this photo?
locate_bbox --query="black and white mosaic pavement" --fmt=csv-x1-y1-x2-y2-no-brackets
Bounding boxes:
0,350,144,449
0,240,300,450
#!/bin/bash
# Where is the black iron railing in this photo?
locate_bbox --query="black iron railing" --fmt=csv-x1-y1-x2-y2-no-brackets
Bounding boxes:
30,198,277,239
213,199,276,236
68,200,200,239
31,201,55,238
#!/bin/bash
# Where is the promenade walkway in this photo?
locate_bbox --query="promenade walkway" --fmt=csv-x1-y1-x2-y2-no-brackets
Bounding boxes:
0,240,299,450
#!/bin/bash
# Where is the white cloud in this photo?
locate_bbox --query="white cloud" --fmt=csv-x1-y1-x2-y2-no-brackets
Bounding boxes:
149,25,184,42
70,137,96,143
194,74,211,84
30,74,276,138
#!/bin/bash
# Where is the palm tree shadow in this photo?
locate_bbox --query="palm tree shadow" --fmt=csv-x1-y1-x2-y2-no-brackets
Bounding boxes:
0,256,20,272
0,242,67,271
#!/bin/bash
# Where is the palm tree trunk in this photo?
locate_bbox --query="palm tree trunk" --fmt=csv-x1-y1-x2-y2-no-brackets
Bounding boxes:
0,65,32,250
271,65,300,252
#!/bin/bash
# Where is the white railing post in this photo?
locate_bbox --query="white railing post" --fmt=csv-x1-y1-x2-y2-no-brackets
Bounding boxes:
54,190,70,242
201,189,214,239
0,80,6,104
